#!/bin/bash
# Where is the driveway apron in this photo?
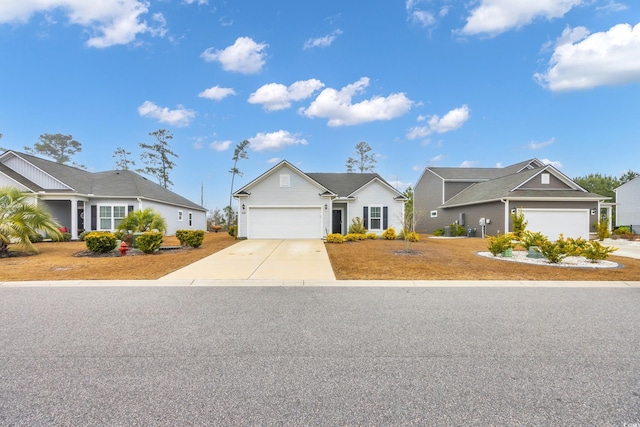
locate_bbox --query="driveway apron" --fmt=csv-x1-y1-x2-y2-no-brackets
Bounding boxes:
159,239,336,281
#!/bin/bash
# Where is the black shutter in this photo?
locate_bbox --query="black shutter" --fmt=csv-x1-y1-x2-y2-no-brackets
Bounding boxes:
128,205,134,214
383,206,388,230
91,205,97,230
363,206,368,230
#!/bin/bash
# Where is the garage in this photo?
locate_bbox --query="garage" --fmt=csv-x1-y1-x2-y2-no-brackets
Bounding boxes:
247,207,323,239
521,209,590,240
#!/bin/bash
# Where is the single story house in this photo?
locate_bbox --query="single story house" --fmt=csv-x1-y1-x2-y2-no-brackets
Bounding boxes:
614,176,640,232
414,159,609,240
233,160,407,239
0,150,207,238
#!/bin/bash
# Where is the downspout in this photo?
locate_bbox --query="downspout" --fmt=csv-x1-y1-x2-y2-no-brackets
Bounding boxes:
137,197,143,210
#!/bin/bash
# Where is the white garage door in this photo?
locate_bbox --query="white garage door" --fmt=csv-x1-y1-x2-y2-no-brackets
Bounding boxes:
521,209,590,240
248,207,322,239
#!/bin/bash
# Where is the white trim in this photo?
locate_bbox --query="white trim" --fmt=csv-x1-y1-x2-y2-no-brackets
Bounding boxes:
246,205,324,239
368,204,383,231
97,203,127,231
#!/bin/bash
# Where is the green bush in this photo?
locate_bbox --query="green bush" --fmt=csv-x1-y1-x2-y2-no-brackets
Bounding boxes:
403,231,420,242
366,232,378,240
433,228,444,237
29,233,44,243
176,229,205,248
382,227,397,240
85,232,117,253
136,231,163,254
325,233,345,243
348,217,367,234
61,232,72,242
595,217,610,241
511,208,528,240
77,230,89,241
450,223,467,237
487,233,515,256
228,225,237,237
582,241,618,263
535,238,568,263
519,230,546,250
117,208,167,234
344,233,365,242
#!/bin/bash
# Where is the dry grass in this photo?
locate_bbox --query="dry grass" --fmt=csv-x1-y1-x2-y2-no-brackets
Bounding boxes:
325,236,640,281
2,232,237,281
3,233,638,282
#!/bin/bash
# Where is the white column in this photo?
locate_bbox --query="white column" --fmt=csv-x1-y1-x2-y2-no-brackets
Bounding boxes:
71,199,78,239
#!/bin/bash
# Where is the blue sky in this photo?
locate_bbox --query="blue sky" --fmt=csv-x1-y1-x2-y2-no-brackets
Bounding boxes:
1,0,639,212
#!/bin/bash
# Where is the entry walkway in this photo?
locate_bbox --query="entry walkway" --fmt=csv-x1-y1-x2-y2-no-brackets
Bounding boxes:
159,239,336,281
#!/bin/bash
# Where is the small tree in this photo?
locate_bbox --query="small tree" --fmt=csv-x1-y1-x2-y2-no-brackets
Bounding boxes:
0,186,63,256
116,208,167,234
24,133,85,168
228,140,250,226
346,141,376,173
511,208,527,240
113,147,136,170
138,129,177,189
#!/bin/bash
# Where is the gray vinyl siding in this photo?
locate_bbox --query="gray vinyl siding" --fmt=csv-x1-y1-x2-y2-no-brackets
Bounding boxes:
444,202,505,236
414,170,443,233
519,173,570,190
616,177,640,228
44,200,72,231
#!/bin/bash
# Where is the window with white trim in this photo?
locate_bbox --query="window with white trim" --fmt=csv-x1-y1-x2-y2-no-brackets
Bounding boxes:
99,205,126,230
369,206,382,230
430,210,438,218
188,212,193,227
178,210,183,221
541,173,550,184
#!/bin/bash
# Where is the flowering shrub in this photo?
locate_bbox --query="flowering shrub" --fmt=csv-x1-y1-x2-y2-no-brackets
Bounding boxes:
366,232,378,240
325,233,345,243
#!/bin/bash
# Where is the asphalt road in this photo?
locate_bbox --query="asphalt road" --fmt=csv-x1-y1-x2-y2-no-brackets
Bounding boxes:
1,286,639,426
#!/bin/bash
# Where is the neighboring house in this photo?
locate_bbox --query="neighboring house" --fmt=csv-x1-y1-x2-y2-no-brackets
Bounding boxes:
614,176,640,232
233,160,407,239
414,159,609,240
0,150,207,238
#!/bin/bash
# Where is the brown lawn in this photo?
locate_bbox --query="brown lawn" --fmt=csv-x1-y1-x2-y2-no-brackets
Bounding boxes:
325,236,640,281
2,234,638,282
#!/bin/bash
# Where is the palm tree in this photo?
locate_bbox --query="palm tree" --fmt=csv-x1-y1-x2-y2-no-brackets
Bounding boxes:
0,186,63,256
116,208,167,234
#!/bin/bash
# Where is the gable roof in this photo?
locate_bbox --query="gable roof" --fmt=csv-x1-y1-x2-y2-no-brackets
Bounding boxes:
234,160,406,200
0,150,206,211
425,159,545,181
442,165,607,208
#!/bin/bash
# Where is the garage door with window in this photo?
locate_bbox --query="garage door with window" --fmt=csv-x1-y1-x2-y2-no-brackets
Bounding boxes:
247,207,322,239
521,209,589,240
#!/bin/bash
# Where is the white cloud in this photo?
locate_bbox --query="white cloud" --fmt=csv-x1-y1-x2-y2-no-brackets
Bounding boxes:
248,79,324,111
300,77,413,126
406,105,470,140
267,157,281,164
210,140,232,151
460,160,478,168
303,29,343,49
405,0,437,28
540,158,563,168
137,101,196,127
198,85,236,101
249,130,308,152
201,37,268,74
0,0,167,48
597,1,627,13
528,137,555,150
461,0,584,36
412,164,423,171
387,179,412,191
535,22,640,91
183,0,208,4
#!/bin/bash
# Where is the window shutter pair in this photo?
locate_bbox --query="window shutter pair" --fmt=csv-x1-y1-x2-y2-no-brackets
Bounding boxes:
362,206,388,229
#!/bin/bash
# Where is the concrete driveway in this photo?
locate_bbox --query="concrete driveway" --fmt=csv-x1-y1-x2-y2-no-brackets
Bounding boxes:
159,239,336,281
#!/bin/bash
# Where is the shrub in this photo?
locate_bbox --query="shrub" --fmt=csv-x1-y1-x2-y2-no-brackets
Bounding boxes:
85,232,117,253
535,238,568,264
613,226,635,240
511,208,528,240
582,241,618,263
348,217,367,234
403,231,420,242
344,233,360,242
325,233,345,243
228,225,237,237
77,230,90,241
366,232,378,240
487,233,515,256
382,227,397,240
433,228,444,237
449,223,466,237
136,231,163,254
519,230,546,250
117,208,167,234
595,217,610,241
61,232,72,242
176,229,205,248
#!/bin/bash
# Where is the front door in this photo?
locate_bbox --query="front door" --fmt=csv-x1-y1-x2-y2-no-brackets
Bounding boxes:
77,209,85,231
332,209,342,234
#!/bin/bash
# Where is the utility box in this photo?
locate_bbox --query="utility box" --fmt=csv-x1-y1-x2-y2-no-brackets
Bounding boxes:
444,226,452,237
467,227,476,237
